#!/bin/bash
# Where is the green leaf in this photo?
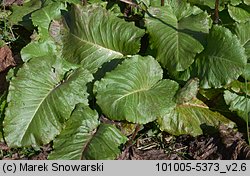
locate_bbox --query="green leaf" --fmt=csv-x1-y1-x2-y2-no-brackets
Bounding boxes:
169,67,191,82
84,123,126,159
145,2,211,72
20,2,66,62
8,0,42,25
176,78,199,104
0,40,5,47
228,5,250,23
95,55,179,124
233,21,250,80
187,0,216,8
224,89,250,142
193,25,247,88
199,88,224,100
188,0,241,7
21,18,68,62
234,21,250,59
21,39,57,62
158,98,235,136
4,57,93,147
0,92,7,142
31,2,66,40
224,90,250,122
242,64,250,80
0,93,6,117
62,4,144,73
49,104,127,160
230,0,243,6
136,0,160,7
59,0,81,3
244,0,250,5
225,80,250,96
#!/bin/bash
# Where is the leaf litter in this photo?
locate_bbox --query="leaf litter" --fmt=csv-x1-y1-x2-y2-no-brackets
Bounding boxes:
117,124,250,160
2,0,24,6
0,45,16,73
0,45,16,94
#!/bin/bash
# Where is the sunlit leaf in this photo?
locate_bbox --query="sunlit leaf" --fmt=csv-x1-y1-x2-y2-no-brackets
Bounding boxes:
158,98,235,136
4,57,93,147
31,2,66,40
95,55,179,124
145,1,211,72
244,0,250,5
192,25,247,88
21,39,57,62
8,0,42,25
63,4,144,73
228,5,250,23
48,104,127,160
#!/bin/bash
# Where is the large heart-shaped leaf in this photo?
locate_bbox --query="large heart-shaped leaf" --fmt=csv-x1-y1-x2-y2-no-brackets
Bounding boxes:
62,4,144,73
145,1,211,72
94,55,179,124
48,104,127,160
192,25,247,88
4,57,93,147
158,98,235,136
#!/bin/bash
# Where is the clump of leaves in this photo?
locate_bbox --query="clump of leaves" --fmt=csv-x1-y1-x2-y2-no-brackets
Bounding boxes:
0,0,249,160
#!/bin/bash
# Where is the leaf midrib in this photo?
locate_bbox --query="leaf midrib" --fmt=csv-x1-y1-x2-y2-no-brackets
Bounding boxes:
20,81,59,144
71,33,123,56
114,87,150,103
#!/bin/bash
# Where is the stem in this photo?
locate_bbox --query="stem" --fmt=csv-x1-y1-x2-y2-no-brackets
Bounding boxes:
81,0,87,5
244,76,250,145
161,0,164,6
214,0,220,24
126,124,141,148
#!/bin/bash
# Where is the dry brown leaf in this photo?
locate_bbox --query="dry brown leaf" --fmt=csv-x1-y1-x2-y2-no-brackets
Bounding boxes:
2,0,23,6
0,45,16,73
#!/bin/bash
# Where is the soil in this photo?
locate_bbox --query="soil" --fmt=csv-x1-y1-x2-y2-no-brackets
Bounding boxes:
117,124,250,160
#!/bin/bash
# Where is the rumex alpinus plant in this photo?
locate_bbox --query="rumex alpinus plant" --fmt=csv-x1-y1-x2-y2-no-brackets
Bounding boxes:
0,0,249,159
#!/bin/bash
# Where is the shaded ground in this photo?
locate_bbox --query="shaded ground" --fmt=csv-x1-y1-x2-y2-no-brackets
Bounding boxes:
0,125,249,160
0,143,52,160
117,124,250,160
